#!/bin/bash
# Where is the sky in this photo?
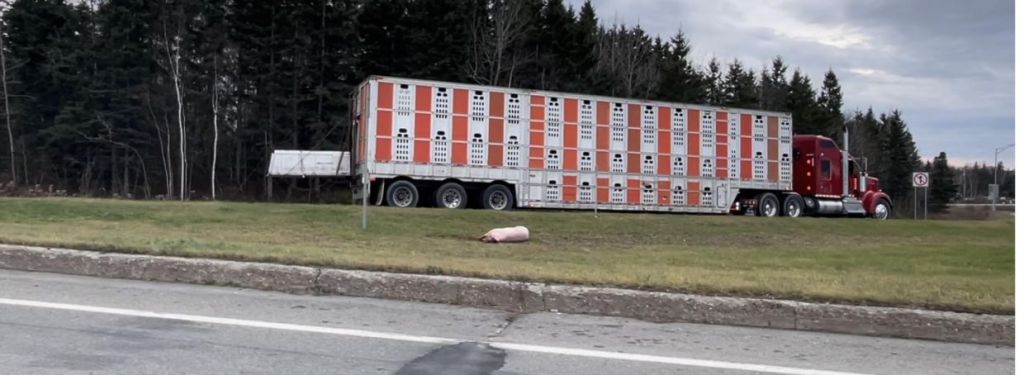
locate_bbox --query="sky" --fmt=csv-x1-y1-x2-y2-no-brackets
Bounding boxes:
566,0,1015,168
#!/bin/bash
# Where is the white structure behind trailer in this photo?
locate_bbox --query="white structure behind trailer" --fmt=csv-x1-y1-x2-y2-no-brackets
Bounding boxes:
267,150,351,177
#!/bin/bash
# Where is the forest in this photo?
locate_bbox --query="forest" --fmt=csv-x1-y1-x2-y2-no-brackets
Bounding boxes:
0,0,1012,213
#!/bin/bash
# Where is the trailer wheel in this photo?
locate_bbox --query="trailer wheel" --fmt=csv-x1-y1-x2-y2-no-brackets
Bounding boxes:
872,200,891,220
782,195,804,218
756,193,780,217
481,184,514,210
435,182,468,209
386,180,419,208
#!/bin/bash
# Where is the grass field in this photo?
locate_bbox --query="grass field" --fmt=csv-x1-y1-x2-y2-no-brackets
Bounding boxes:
0,197,1013,314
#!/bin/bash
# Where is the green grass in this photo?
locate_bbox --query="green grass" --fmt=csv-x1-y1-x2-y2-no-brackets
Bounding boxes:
0,197,1013,314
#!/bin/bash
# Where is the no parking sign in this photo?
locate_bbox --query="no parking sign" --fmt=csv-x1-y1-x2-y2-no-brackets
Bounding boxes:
913,172,929,219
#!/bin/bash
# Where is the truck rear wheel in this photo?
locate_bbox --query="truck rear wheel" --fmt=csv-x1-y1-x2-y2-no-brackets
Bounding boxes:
783,195,804,218
756,193,780,217
481,185,513,210
435,182,468,209
386,180,419,208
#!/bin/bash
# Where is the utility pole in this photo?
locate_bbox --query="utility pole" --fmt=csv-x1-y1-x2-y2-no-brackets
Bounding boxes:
993,144,1014,211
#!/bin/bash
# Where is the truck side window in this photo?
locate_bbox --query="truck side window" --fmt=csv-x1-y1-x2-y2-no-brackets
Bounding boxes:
821,160,831,179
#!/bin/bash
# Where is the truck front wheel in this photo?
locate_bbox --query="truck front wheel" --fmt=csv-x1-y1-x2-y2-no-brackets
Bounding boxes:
756,193,780,217
386,180,419,208
873,200,891,220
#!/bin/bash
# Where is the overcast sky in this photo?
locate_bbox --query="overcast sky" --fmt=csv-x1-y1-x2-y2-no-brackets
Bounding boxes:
566,0,1015,168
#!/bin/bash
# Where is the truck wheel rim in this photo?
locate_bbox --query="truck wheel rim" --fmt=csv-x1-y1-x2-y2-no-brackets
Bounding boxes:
393,187,413,207
488,191,508,210
786,201,801,217
442,189,462,208
874,204,889,219
763,201,777,217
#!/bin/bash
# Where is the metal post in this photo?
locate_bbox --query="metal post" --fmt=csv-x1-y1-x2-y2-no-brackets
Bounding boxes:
362,172,369,231
993,148,997,212
993,144,1015,211
842,127,849,197
914,188,918,220
924,187,928,220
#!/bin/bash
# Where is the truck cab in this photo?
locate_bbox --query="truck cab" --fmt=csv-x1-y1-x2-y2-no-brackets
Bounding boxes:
791,134,891,219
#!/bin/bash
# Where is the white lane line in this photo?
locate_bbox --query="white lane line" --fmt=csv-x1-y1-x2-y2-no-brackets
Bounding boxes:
0,297,457,345
0,297,867,375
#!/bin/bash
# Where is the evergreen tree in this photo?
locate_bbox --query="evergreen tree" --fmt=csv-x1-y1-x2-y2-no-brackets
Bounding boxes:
721,59,757,108
703,58,723,105
535,0,576,90
784,69,817,134
571,0,599,94
757,56,788,111
816,68,843,139
927,152,956,212
878,110,921,203
655,31,704,103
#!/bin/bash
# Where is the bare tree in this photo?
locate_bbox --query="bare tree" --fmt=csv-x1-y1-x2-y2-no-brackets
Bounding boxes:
145,90,174,198
163,12,187,200
0,19,14,185
467,0,532,87
593,24,657,98
211,55,220,200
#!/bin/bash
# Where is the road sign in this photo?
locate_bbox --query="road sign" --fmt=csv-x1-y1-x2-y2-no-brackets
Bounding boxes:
913,172,929,220
912,172,929,187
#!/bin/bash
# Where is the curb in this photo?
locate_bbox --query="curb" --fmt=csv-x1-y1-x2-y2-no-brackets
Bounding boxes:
0,244,1012,346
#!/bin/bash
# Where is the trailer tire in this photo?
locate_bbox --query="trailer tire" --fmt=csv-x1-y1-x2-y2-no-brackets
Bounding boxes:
386,180,419,208
756,193,780,217
481,184,514,210
782,195,804,218
435,182,468,209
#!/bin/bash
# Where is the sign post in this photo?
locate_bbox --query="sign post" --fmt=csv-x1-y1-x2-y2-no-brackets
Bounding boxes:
912,172,929,220
361,167,369,231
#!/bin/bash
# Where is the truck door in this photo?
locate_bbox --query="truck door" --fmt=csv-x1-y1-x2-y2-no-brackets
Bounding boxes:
816,139,842,196
818,156,832,196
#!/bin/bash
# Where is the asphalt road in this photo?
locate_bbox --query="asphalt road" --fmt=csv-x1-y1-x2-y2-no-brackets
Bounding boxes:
0,270,1012,375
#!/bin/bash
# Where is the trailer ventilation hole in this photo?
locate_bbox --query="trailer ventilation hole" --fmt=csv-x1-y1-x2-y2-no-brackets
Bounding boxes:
546,180,560,202
470,134,486,166
672,157,685,176
672,186,686,206
611,153,625,173
546,149,560,170
642,155,656,175
611,183,625,204
580,182,594,203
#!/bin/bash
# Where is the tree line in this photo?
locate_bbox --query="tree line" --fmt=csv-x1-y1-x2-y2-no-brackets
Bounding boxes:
0,0,1006,213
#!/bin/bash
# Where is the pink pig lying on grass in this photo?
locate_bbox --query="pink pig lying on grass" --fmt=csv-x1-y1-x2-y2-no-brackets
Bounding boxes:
479,226,529,243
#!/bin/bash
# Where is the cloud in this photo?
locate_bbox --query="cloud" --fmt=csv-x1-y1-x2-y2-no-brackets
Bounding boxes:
568,0,1014,168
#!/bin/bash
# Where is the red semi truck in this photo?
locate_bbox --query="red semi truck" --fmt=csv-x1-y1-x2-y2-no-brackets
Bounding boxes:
270,76,892,219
